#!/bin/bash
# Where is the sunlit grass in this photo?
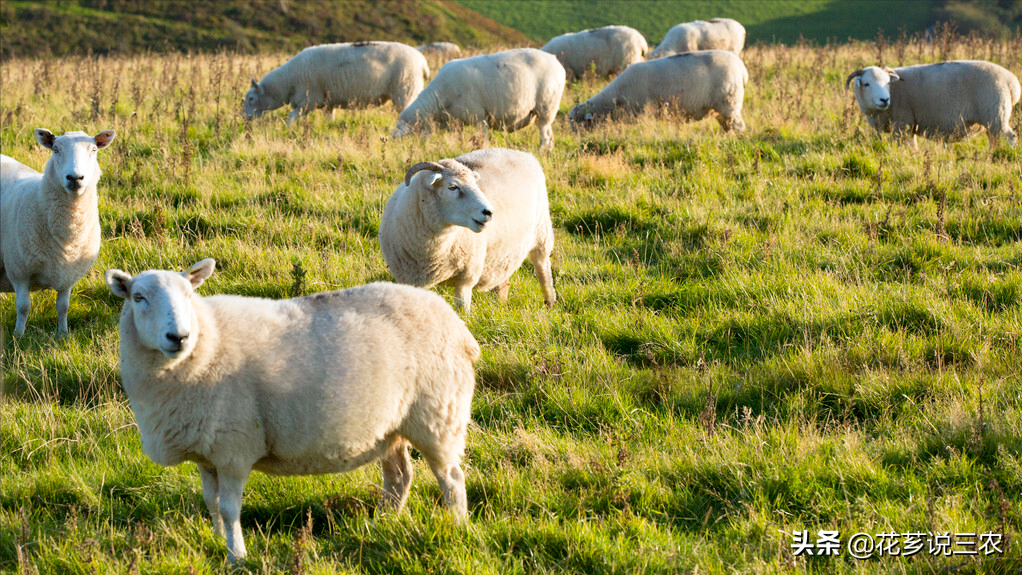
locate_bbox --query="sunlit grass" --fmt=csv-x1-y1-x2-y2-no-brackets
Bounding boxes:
2,35,1021,573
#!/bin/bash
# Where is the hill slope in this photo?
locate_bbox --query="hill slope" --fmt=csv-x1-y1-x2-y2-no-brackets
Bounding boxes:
456,0,1022,45
0,0,529,57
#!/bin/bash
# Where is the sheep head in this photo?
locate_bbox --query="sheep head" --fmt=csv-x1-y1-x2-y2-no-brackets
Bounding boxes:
242,78,269,121
106,259,216,360
568,100,613,128
404,160,494,233
36,129,115,195
846,66,902,113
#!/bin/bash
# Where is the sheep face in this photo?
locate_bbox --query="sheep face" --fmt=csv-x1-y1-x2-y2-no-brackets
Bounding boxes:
35,129,115,195
849,66,902,113
242,79,269,121
106,260,216,360
413,168,494,233
568,100,613,128
568,103,596,126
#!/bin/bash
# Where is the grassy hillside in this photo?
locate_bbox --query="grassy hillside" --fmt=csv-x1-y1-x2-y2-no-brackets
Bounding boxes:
0,0,529,57
2,32,1021,573
456,0,1021,45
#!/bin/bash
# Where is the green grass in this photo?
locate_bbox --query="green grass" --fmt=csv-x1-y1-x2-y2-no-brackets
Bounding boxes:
2,34,1022,573
456,0,940,45
0,0,528,57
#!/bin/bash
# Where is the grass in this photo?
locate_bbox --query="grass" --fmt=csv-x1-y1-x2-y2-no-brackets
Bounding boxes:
0,0,528,57
455,0,940,45
2,32,1022,574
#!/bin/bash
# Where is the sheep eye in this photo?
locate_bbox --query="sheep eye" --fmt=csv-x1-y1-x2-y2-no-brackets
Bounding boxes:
448,185,458,191
90,146,98,153
132,293,146,303
862,83,870,87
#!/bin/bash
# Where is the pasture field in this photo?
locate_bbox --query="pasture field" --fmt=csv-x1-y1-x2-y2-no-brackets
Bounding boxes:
2,35,1022,574
456,0,938,45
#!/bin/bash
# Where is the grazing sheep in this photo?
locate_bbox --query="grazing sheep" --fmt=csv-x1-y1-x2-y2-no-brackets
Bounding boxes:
379,148,556,312
417,41,462,69
845,61,1021,148
541,25,648,81
649,18,746,58
105,259,479,563
1,128,116,336
569,50,748,132
243,41,430,125
392,48,566,152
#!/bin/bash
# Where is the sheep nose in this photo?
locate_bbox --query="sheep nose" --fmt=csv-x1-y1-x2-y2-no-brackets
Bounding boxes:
481,208,493,221
165,332,189,347
879,97,890,106
66,174,84,187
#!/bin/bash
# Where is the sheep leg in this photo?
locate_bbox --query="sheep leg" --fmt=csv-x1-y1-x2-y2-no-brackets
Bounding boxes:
13,280,31,336
454,284,473,313
198,465,224,536
539,122,555,153
379,436,413,513
717,112,746,133
55,287,71,337
426,457,468,519
492,281,510,303
987,125,1016,149
217,470,250,563
529,247,557,307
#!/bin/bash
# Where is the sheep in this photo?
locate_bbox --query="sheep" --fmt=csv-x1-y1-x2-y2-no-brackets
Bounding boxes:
1,128,116,336
569,50,748,132
417,41,462,69
541,25,648,81
845,61,1021,148
243,41,430,125
378,148,556,313
392,48,566,152
105,258,480,563
649,18,746,59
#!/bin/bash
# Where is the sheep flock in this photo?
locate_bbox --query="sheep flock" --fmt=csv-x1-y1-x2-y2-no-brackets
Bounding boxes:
3,12,1021,567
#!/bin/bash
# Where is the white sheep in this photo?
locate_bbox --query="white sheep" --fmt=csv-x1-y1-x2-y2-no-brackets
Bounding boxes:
569,50,748,132
379,148,556,312
243,41,430,125
649,18,746,59
105,259,480,563
845,61,1021,148
417,41,462,69
541,25,648,81
1,129,115,336
392,48,566,152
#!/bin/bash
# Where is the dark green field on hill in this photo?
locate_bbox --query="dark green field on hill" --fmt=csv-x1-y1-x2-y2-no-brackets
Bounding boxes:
457,0,934,45
458,0,1022,45
0,0,528,56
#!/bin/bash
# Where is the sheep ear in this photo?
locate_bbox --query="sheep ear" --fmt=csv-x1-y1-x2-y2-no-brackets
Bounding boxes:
251,78,264,94
411,170,443,189
182,258,216,289
105,270,133,299
94,130,116,149
35,129,55,149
